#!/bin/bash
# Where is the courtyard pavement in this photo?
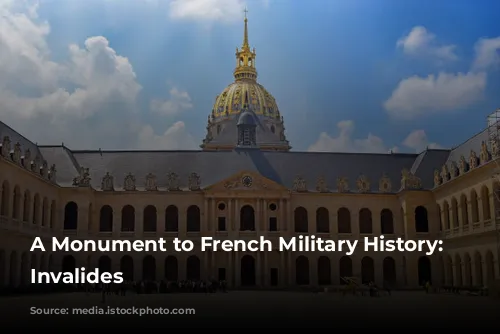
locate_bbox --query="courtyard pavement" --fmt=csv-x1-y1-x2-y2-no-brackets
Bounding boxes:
1,290,498,328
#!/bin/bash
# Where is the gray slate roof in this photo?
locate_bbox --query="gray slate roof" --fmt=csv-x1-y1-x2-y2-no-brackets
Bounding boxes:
2,119,492,192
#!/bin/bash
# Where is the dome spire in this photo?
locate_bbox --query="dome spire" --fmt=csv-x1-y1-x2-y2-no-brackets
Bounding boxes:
234,7,257,82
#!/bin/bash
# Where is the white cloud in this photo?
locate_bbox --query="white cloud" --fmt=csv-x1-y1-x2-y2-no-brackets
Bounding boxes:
384,72,486,120
0,1,196,150
308,120,388,153
150,87,193,116
397,26,457,61
169,0,246,23
308,121,442,154
137,121,198,150
402,130,442,152
472,37,500,71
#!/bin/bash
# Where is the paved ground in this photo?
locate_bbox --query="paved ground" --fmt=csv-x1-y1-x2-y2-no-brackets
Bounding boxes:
1,291,498,328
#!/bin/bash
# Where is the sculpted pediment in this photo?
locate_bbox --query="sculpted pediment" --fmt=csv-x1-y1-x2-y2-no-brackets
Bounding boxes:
204,171,285,192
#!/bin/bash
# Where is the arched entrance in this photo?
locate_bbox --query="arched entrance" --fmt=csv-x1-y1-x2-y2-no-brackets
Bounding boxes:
418,256,432,285
62,255,76,273
361,256,375,284
339,256,352,284
241,255,256,286
98,256,111,273
142,255,156,281
295,256,309,285
165,256,178,281
120,256,134,281
382,257,397,286
317,256,331,285
186,256,200,281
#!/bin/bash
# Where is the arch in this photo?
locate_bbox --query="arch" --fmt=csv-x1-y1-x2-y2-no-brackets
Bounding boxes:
120,256,134,281
0,250,5,286
451,198,459,228
485,250,494,285
21,252,29,285
165,205,178,232
463,253,472,286
443,201,450,229
99,205,113,232
240,255,256,286
187,205,201,232
295,256,309,285
460,194,469,226
418,256,432,285
383,257,397,286
473,252,483,286
415,206,429,232
294,207,308,233
12,186,21,219
121,205,135,232
41,197,48,226
62,255,76,273
361,256,375,284
339,256,352,284
32,193,40,224
240,205,255,231
453,254,462,286
337,207,351,233
1,180,10,216
316,207,329,233
359,208,372,234
9,251,18,286
143,205,157,232
481,186,491,220
445,255,453,286
186,255,201,281
380,209,394,234
470,190,479,223
98,256,112,273
317,256,331,285
63,201,78,230
165,256,178,281
23,190,31,222
142,255,156,281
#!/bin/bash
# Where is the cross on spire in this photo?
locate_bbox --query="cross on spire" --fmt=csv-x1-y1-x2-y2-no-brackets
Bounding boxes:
244,7,248,19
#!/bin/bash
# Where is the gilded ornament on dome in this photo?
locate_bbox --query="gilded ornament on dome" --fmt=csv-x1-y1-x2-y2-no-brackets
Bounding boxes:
458,155,468,175
433,170,441,187
480,141,490,163
379,174,391,193
316,176,328,192
167,172,180,191
292,176,307,192
440,164,450,182
337,177,349,193
469,150,478,169
188,172,201,191
101,172,114,191
356,175,370,193
124,173,136,191
145,173,157,191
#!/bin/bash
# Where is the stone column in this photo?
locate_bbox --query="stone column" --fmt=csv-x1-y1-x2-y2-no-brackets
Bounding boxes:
202,199,208,234
157,207,165,234
112,205,121,238
256,199,260,233
279,199,285,231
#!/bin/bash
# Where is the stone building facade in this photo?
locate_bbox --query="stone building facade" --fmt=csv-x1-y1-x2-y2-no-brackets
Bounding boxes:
0,16,499,290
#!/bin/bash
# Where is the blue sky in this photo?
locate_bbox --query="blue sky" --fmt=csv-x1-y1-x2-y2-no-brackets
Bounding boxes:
2,0,500,152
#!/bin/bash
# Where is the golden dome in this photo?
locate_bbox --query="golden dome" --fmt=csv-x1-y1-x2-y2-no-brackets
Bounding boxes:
212,81,280,118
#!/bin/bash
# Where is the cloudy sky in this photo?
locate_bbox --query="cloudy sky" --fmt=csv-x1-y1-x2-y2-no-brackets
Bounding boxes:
1,0,500,153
